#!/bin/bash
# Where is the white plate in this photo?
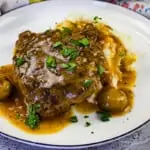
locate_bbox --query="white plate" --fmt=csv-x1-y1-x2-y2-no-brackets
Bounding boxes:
0,0,150,149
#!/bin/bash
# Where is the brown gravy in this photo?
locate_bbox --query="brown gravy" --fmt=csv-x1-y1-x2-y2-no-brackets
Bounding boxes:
0,63,135,134
0,96,73,135
74,101,98,114
0,65,73,134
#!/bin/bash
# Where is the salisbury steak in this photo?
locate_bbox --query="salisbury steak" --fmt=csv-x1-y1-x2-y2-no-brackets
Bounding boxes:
13,30,72,118
13,22,107,118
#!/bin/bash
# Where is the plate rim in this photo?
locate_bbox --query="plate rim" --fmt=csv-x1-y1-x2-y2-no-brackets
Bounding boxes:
0,0,150,148
0,119,150,149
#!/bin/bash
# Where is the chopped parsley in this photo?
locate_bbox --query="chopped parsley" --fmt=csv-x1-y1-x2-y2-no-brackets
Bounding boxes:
79,38,89,46
84,115,89,118
69,51,79,60
61,48,75,57
70,116,78,123
16,57,25,67
71,40,80,46
46,56,57,68
44,29,51,35
83,80,93,88
62,27,72,35
67,63,77,72
25,104,40,129
119,51,125,57
93,16,102,23
97,64,105,76
61,47,79,60
53,41,63,48
61,63,69,69
71,38,89,47
34,103,40,109
61,62,77,72
16,113,20,119
85,122,91,127
97,111,111,122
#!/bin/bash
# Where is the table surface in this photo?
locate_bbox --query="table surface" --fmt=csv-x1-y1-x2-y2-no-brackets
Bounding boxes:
0,122,150,150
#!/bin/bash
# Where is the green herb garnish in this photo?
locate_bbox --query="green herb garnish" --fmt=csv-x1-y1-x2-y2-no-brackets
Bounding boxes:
60,48,75,57
97,64,105,76
16,57,25,67
71,38,89,47
62,27,72,35
61,48,79,60
69,51,79,60
46,56,57,68
53,41,63,48
83,80,93,88
16,113,20,119
119,51,125,57
97,112,111,122
34,103,40,109
25,104,40,129
67,63,77,72
44,29,51,35
61,62,77,72
71,40,80,46
79,38,89,46
93,16,102,23
85,122,91,127
70,116,78,123
61,63,69,69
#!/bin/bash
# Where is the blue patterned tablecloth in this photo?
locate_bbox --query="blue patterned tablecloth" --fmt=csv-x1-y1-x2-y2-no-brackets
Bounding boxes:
0,0,150,150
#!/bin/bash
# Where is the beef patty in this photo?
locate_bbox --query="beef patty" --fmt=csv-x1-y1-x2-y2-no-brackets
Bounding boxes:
13,30,72,118
13,22,106,118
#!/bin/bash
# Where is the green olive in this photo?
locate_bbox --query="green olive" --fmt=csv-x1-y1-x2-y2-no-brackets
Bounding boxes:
0,75,12,100
98,88,128,113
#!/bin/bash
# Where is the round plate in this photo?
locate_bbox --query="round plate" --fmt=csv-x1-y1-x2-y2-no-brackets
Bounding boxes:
0,0,150,149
